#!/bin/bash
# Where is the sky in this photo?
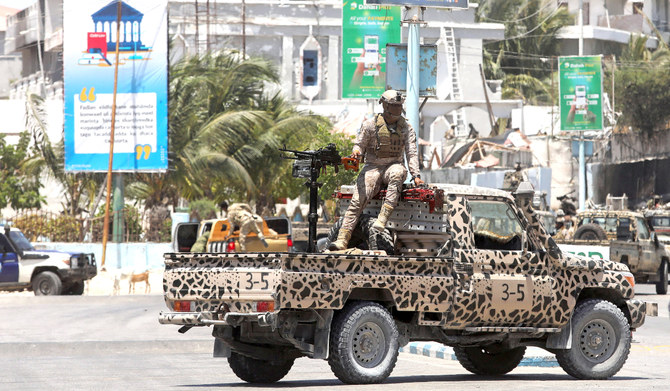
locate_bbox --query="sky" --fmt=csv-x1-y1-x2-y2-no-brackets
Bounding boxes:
0,0,36,11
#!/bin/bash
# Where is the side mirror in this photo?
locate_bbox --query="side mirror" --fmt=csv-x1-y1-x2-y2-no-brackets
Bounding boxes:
652,232,659,248
4,225,9,236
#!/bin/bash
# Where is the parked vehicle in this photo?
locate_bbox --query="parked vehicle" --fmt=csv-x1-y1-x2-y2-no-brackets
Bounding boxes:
556,210,670,294
173,216,293,253
0,226,96,295
160,182,656,383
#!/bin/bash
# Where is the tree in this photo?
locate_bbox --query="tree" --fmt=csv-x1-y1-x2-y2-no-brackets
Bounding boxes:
477,0,572,105
0,132,44,212
23,94,104,216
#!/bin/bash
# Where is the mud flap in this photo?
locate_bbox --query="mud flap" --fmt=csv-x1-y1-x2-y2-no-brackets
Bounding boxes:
546,321,572,350
213,327,232,358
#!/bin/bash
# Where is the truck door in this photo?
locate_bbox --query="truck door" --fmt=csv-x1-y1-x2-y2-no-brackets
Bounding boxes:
634,217,655,272
0,234,19,283
451,198,552,327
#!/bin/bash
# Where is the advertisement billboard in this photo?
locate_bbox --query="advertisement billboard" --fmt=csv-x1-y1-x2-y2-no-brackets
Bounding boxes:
342,1,401,99
63,0,168,172
558,56,604,132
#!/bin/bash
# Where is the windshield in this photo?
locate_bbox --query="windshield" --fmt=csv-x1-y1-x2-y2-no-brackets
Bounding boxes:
9,230,35,251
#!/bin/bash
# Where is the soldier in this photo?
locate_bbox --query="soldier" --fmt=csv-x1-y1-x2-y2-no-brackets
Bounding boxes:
190,227,211,252
221,202,269,251
329,90,424,251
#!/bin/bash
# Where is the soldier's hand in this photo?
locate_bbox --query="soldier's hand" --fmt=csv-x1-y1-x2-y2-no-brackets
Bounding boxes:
351,149,361,160
414,177,425,186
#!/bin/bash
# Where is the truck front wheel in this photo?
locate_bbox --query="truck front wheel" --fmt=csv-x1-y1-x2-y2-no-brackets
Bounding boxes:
328,301,399,384
655,260,668,295
32,271,63,296
67,281,85,295
556,299,630,379
454,345,525,375
227,352,294,383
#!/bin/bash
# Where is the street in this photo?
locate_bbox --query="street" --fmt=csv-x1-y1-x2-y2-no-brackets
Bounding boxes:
0,284,668,391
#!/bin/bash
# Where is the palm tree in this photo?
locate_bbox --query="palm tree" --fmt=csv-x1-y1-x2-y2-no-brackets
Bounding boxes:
23,94,105,216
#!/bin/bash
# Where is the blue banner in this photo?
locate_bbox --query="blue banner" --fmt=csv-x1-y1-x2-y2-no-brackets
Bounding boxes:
63,0,168,172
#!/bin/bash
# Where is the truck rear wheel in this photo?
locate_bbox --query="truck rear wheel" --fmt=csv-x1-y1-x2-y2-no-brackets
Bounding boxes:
556,299,630,379
32,271,62,296
656,260,668,295
328,301,399,384
454,345,526,375
573,223,608,241
326,215,394,255
227,352,294,383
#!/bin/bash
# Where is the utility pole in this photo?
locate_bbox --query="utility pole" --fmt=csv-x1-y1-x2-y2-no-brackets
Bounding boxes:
405,6,422,161
578,0,586,211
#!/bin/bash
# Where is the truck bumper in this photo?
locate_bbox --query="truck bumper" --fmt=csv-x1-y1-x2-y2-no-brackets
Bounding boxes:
626,299,658,329
158,311,277,327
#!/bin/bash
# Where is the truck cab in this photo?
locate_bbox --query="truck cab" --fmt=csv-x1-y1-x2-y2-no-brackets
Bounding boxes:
0,226,97,295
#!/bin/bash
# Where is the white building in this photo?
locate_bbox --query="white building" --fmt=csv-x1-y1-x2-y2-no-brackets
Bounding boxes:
558,0,670,53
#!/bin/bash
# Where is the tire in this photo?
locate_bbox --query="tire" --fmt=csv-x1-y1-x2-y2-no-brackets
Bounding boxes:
326,215,395,255
556,299,631,379
328,301,399,384
32,271,63,296
227,352,294,383
67,281,85,295
574,223,608,241
454,345,526,376
656,260,668,295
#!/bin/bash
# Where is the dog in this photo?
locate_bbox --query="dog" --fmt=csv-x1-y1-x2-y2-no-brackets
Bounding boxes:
113,270,151,295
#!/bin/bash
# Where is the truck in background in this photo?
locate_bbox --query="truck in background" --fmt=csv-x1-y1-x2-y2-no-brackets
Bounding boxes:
0,226,97,295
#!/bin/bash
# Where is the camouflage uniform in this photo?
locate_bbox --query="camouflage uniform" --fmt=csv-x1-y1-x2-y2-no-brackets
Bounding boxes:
340,114,420,233
227,203,266,251
190,231,210,252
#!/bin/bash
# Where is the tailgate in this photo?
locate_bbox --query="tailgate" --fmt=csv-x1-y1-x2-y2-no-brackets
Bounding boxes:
162,253,284,319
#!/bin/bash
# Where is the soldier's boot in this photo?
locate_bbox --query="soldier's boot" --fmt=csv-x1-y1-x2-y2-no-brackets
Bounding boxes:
372,203,394,232
259,235,269,248
328,229,352,251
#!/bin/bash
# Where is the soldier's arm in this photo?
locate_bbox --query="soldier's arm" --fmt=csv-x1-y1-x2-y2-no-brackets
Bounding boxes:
404,123,421,178
353,120,373,157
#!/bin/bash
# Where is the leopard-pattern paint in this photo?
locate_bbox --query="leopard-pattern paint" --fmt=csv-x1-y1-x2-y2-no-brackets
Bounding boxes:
163,184,648,331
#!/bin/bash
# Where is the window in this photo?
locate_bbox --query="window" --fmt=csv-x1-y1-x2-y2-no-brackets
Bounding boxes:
469,200,523,251
636,217,650,240
302,50,318,86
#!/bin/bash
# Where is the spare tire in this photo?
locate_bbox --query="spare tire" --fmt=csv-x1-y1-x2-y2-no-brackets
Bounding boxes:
326,215,395,255
574,223,608,241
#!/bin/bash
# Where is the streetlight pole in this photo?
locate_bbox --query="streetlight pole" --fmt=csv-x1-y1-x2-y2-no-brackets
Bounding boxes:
578,0,586,211
405,6,422,165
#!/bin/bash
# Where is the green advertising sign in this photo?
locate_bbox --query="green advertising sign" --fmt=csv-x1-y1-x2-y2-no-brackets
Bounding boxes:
559,56,604,131
342,1,401,99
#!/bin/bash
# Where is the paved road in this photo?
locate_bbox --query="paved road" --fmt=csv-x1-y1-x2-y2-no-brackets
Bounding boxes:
0,284,668,390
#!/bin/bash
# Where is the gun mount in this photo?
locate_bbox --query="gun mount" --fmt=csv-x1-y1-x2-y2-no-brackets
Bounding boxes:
280,143,358,252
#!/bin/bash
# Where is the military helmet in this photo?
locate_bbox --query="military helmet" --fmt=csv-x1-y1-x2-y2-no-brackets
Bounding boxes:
379,89,404,105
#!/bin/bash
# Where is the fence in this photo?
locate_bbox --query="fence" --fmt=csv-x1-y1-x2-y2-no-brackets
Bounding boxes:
8,208,146,243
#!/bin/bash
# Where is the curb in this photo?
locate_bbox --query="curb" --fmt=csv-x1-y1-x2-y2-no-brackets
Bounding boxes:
399,342,559,368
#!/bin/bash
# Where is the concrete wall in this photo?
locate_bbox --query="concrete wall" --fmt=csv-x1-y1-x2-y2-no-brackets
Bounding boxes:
34,242,173,271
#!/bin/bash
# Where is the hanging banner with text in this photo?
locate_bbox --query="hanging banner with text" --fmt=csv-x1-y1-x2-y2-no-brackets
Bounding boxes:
366,0,468,8
342,1,401,99
63,0,168,172
558,56,604,132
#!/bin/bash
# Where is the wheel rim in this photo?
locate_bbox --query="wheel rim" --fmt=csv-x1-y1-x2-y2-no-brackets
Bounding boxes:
352,321,386,368
38,279,51,295
579,319,616,363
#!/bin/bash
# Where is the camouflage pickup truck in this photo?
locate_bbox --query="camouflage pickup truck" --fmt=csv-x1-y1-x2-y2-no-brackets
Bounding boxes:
556,210,670,294
159,182,656,384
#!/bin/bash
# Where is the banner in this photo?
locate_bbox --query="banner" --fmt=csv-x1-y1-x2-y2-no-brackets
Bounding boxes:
342,1,401,99
63,0,168,172
558,56,604,132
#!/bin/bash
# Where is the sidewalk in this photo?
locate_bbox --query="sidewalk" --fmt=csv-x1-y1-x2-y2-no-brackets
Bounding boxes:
400,341,559,367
